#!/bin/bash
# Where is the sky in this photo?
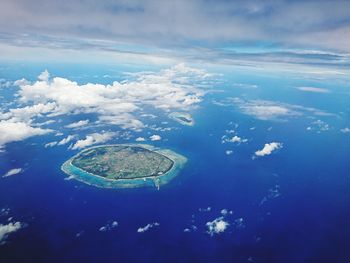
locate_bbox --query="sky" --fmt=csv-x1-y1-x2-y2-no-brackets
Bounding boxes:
0,0,350,66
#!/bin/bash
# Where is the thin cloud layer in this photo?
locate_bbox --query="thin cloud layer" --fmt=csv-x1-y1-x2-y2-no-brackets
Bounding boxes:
296,87,330,93
0,0,350,55
229,98,330,121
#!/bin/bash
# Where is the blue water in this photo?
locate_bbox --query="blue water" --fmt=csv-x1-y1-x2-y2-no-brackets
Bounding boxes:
1,63,350,262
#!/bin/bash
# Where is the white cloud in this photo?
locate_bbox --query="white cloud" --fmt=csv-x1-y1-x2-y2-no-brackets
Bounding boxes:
35,119,56,127
0,120,52,148
296,87,330,93
0,222,22,244
0,65,209,148
58,135,76,145
13,65,207,130
0,79,11,89
255,142,283,157
135,137,146,142
340,127,350,133
1,102,57,123
223,135,247,144
225,150,233,155
38,70,50,82
229,98,329,121
206,217,229,236
149,135,161,141
45,141,58,148
65,119,89,128
99,221,118,232
70,132,115,150
2,168,23,178
137,222,160,233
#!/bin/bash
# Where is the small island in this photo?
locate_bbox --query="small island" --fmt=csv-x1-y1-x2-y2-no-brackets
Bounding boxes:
169,112,194,126
61,144,187,189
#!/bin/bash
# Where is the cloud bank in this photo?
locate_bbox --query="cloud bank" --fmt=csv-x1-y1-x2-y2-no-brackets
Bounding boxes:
0,64,209,149
1,0,350,57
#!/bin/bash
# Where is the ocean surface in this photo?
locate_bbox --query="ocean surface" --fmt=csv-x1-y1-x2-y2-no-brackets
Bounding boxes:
1,62,350,263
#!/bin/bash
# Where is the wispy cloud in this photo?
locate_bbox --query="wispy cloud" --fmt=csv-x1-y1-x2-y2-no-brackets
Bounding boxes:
226,97,331,121
65,120,90,129
296,87,330,93
137,222,160,233
2,168,23,178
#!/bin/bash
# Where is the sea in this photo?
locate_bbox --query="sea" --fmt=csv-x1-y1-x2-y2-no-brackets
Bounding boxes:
0,62,350,263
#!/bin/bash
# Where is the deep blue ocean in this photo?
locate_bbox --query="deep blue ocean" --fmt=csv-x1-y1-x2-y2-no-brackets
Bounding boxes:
1,62,350,263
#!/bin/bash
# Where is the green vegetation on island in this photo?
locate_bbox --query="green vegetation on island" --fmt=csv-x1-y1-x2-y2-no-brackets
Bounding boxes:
61,144,187,189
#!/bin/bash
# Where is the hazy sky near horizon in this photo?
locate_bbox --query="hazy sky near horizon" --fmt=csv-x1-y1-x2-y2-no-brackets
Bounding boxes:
1,0,350,65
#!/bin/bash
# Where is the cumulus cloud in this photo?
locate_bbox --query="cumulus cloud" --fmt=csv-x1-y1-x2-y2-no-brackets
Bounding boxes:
0,120,52,148
255,142,283,157
10,65,207,131
0,222,22,244
149,135,161,141
0,102,57,123
2,168,23,178
70,132,115,150
206,217,229,236
38,70,49,82
296,87,330,93
135,137,146,142
137,222,160,233
65,120,90,128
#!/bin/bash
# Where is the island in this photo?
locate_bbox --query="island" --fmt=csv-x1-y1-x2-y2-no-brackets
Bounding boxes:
61,144,187,189
169,112,194,126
